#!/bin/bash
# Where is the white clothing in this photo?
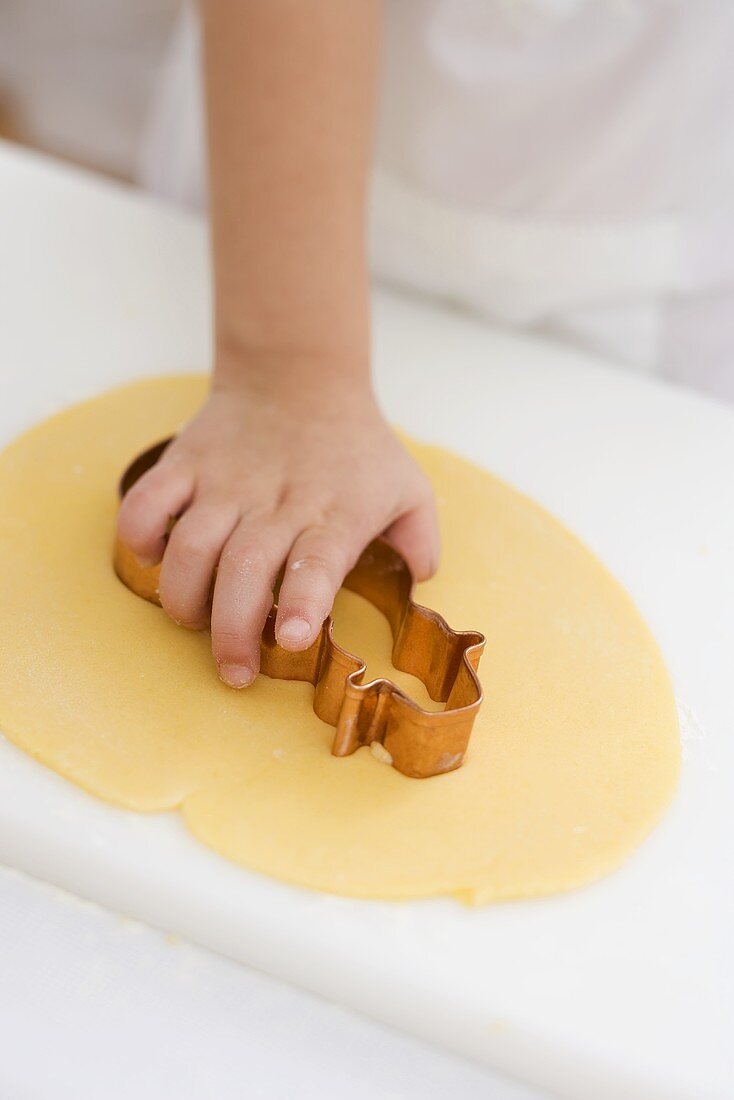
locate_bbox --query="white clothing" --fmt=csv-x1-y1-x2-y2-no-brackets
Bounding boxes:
141,1,734,401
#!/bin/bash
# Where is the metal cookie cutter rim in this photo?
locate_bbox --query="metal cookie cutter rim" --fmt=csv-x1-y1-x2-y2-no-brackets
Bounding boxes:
114,440,485,779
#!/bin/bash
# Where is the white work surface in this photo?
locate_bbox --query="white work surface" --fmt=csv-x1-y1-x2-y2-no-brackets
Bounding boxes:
0,143,731,1100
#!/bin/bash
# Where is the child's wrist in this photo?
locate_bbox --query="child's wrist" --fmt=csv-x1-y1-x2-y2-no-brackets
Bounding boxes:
213,334,372,400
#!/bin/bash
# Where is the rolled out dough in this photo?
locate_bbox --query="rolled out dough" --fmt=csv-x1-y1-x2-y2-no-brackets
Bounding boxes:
0,377,679,903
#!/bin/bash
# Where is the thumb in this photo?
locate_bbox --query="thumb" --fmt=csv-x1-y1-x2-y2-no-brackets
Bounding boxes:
382,499,440,582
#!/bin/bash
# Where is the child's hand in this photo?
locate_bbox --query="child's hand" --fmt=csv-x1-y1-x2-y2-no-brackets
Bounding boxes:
116,365,439,688
122,1,417,687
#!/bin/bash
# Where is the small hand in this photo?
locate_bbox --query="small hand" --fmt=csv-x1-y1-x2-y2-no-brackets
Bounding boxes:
116,367,439,688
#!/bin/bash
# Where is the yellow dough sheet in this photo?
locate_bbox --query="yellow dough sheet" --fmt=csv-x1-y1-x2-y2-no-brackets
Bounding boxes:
0,376,679,903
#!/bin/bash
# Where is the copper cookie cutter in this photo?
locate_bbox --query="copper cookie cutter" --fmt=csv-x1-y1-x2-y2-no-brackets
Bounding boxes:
114,441,485,779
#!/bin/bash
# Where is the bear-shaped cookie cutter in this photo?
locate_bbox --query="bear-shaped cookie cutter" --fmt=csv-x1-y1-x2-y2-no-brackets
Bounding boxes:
114,441,485,778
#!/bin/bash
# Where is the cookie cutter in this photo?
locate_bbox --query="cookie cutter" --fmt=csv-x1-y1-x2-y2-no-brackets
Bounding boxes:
114,440,485,778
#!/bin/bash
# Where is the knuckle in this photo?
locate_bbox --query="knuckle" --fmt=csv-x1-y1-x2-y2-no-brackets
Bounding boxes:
124,471,165,507
211,626,256,662
121,478,149,505
213,625,248,646
289,534,350,583
281,595,330,622
171,529,216,565
288,551,336,579
219,542,269,578
117,493,150,534
116,514,147,550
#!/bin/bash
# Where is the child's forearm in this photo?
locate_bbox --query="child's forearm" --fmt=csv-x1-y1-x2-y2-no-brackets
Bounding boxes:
200,0,381,388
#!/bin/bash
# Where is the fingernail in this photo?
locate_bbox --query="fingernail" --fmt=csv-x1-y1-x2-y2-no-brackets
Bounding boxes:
219,663,256,688
277,618,312,648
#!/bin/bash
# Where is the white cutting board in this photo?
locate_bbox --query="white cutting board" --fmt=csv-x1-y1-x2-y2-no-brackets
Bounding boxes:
0,143,731,1100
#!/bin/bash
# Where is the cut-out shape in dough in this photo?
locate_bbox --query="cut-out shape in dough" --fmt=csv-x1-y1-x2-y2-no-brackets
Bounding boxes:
0,377,679,903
